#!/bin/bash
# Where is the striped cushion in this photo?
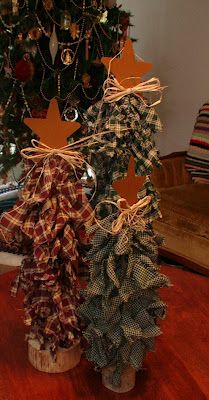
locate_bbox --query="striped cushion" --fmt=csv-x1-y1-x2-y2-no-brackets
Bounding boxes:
185,103,209,183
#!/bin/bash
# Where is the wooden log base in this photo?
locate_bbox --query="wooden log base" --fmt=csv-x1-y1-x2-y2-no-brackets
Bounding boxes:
102,365,136,393
28,339,82,373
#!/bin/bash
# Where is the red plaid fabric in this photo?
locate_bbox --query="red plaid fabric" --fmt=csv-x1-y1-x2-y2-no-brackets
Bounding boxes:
1,155,93,350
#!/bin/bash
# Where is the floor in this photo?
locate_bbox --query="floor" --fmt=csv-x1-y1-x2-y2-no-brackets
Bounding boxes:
0,266,208,400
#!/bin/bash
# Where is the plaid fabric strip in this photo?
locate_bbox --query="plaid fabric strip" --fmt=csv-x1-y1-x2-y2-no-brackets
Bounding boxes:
82,94,162,222
78,216,170,385
1,155,93,350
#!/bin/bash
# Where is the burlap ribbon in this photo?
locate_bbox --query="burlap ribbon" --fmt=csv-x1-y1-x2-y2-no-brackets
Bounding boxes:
103,76,165,106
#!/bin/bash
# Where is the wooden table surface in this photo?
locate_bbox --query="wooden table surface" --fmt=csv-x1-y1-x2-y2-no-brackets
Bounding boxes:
0,266,209,400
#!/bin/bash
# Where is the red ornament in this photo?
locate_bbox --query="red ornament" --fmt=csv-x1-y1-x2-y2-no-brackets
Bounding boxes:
120,13,130,32
15,54,34,82
31,108,48,119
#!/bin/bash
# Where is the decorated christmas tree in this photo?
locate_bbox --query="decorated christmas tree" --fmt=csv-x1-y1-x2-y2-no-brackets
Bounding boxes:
0,0,131,173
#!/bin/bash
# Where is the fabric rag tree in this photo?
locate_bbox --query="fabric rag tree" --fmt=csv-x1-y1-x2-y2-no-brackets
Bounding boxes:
78,158,170,392
0,99,93,367
78,39,170,392
0,0,131,174
82,39,164,222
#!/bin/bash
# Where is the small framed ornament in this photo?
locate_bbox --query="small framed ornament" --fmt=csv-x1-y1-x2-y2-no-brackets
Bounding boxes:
61,48,74,65
63,107,79,122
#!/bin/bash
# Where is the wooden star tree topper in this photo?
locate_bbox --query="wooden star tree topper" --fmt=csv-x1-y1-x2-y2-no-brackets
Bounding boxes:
102,38,153,88
24,98,81,148
112,157,146,206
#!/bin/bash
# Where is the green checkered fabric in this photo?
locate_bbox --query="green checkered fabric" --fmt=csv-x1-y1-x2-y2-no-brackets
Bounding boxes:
82,94,162,220
83,94,161,177
78,216,170,386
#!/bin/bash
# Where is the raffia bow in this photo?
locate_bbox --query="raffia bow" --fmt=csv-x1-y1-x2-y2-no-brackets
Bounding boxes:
21,139,85,169
94,195,151,235
103,76,165,106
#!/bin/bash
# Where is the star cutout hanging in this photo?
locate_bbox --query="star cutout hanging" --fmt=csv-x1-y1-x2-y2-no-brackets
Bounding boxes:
102,38,153,88
24,98,81,148
112,157,146,206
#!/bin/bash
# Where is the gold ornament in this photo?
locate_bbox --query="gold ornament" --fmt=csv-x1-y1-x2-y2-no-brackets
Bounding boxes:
70,23,80,40
82,73,91,89
61,48,74,65
60,10,71,30
28,27,42,41
16,33,23,44
12,0,19,16
43,0,54,11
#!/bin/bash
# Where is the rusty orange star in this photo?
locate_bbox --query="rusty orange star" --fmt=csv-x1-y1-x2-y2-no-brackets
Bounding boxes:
102,38,153,88
24,98,81,148
112,157,146,206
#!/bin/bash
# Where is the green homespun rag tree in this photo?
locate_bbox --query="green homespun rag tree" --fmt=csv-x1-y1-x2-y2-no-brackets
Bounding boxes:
0,0,131,173
78,157,170,393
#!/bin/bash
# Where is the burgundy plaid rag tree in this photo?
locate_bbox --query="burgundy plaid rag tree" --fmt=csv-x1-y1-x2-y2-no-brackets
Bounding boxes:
0,98,93,372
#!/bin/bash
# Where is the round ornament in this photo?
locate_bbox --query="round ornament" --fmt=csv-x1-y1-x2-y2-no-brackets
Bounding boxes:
61,48,74,65
82,73,91,88
16,33,23,44
63,107,78,122
28,27,42,41
43,0,54,11
15,54,34,82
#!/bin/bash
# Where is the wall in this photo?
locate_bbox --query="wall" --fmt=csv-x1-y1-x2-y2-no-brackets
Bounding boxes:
119,0,209,155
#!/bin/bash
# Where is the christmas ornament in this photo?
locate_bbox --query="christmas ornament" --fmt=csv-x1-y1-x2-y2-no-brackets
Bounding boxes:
61,48,74,65
100,10,108,24
15,54,34,82
60,10,71,30
63,107,79,122
12,0,19,16
49,24,58,65
70,23,80,40
31,108,48,119
0,0,11,15
82,73,91,89
24,98,81,148
85,30,92,61
104,0,117,8
16,32,23,44
28,27,42,41
102,38,152,88
43,0,53,11
0,105,5,118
